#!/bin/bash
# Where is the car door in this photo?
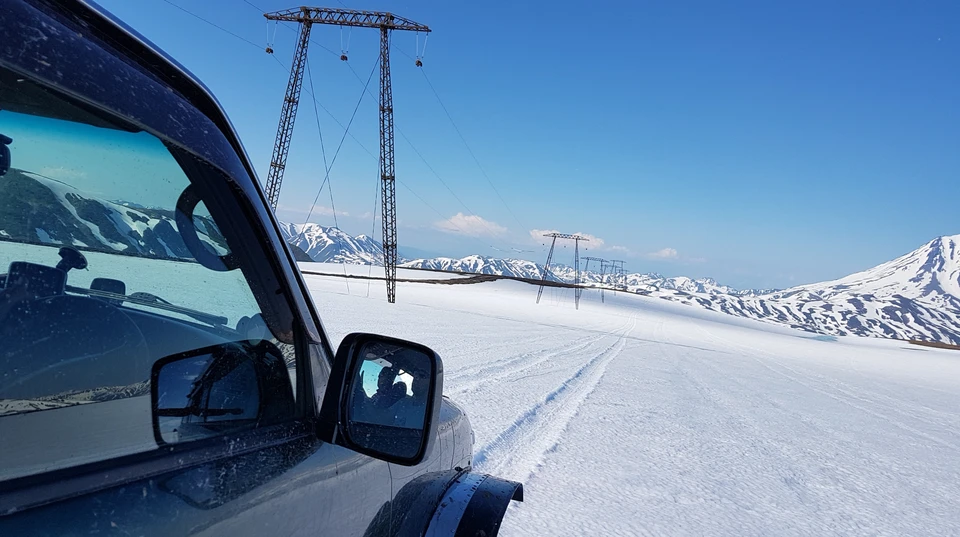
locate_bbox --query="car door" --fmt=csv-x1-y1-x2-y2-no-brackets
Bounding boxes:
0,0,394,534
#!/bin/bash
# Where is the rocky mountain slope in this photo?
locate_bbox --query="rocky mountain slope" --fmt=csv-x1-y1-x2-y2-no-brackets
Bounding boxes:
654,235,960,344
278,222,384,265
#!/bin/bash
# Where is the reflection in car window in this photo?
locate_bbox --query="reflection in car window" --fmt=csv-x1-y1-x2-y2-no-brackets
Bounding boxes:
0,69,298,481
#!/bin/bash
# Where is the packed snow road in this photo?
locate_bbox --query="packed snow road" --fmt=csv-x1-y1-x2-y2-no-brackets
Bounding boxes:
305,265,960,536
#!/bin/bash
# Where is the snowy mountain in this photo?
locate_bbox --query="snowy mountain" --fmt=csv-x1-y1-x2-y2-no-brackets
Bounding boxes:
649,236,960,344
278,222,385,265
402,255,557,281
769,235,960,308
0,169,226,258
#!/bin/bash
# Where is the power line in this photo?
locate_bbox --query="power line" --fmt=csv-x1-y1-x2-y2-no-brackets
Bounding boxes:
298,56,378,239
366,158,380,298
304,55,350,292
394,47,529,233
341,60,504,239
417,66,527,232
297,59,487,246
159,0,263,51
241,0,264,13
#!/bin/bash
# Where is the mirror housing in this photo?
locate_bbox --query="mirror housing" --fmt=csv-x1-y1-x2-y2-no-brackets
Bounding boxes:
151,340,295,445
318,333,443,466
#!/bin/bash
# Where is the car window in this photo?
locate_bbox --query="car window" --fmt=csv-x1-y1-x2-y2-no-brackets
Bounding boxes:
0,70,298,482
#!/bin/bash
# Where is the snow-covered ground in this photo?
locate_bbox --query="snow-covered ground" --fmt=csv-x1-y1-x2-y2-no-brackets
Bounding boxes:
305,266,960,537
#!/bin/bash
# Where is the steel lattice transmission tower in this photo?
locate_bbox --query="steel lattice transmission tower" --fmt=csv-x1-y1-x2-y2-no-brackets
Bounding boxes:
263,7,430,304
610,259,626,292
536,233,590,310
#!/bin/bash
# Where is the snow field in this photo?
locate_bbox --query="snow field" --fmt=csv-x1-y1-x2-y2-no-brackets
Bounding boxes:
305,266,960,537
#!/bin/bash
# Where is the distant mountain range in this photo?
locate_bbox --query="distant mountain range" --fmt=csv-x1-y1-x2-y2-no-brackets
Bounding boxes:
281,222,960,345
679,235,960,344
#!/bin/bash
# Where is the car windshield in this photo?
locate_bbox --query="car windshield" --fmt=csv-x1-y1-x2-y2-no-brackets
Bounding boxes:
0,61,299,480
0,81,253,327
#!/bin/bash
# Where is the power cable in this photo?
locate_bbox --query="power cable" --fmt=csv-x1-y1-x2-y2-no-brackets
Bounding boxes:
159,0,263,51
302,55,350,292
342,60,504,240
366,158,380,298
418,65,527,232
241,0,264,13
391,47,527,233
298,56,378,242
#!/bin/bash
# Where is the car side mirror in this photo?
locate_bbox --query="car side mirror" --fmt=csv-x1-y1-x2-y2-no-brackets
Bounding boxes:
318,333,443,466
151,340,295,445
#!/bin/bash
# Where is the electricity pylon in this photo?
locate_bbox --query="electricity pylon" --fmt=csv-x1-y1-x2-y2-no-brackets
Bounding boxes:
610,259,626,292
263,7,430,304
536,233,589,309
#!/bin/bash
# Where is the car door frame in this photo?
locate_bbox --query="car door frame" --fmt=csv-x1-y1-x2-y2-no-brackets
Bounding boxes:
0,0,337,515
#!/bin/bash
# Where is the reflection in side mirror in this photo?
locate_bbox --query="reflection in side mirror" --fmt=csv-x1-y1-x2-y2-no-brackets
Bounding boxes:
151,340,294,445
348,341,433,460
319,333,443,466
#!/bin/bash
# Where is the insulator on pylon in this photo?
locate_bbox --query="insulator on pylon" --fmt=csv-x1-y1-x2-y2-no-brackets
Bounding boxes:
265,46,274,54
340,54,348,61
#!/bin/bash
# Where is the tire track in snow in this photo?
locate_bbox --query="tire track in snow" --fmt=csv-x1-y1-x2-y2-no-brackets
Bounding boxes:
443,333,555,369
445,337,578,381
472,317,635,482
445,318,632,383
446,334,609,397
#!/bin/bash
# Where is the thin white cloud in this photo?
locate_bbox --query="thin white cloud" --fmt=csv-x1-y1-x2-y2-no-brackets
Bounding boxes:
647,247,679,260
609,245,631,254
313,206,349,217
435,213,507,237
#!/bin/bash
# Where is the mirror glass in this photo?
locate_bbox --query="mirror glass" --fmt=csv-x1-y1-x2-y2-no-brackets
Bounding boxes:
154,351,260,444
347,340,434,460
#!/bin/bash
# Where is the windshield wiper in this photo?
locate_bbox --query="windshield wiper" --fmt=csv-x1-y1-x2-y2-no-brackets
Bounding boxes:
65,285,228,326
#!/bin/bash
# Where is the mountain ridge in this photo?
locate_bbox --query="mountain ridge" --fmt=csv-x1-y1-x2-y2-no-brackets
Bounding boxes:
281,222,960,344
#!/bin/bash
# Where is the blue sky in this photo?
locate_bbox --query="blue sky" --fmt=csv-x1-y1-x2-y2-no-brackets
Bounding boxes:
94,0,958,290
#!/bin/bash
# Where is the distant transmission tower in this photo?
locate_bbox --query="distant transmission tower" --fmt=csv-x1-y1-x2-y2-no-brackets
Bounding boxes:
583,256,606,303
610,260,626,292
536,233,589,309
